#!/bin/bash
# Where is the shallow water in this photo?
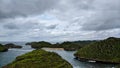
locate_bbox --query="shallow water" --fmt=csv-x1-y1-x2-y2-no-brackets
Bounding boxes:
0,42,116,68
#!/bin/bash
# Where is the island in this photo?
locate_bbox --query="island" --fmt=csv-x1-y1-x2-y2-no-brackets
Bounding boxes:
0,43,22,52
0,44,8,52
4,43,22,49
74,37,120,63
26,41,94,51
2,49,73,68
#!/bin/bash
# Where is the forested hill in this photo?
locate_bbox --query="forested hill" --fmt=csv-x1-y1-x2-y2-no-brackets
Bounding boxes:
74,37,120,63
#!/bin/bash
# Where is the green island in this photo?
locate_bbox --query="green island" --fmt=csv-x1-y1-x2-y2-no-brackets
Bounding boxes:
0,44,8,52
0,43,22,52
26,41,94,51
4,43,22,49
74,37,120,63
2,49,73,68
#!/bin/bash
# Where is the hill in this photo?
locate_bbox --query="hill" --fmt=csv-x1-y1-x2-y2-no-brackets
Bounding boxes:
74,37,120,63
3,49,73,68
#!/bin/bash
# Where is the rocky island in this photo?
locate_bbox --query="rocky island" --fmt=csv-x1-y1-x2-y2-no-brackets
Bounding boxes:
2,49,73,68
74,37,120,63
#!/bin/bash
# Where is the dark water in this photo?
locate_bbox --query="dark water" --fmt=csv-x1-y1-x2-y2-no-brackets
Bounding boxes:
0,42,116,68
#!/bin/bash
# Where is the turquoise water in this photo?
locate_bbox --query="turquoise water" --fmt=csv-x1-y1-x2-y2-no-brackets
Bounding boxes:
0,42,116,68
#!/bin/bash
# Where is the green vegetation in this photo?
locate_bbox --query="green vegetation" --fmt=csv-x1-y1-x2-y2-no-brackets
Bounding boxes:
3,50,73,68
26,41,56,49
0,44,8,52
74,37,120,63
57,42,82,51
26,41,94,51
61,41,96,51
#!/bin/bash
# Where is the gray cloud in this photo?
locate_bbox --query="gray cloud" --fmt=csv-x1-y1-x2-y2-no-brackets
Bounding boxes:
0,0,58,18
3,23,19,30
54,0,120,31
0,0,120,42
46,24,57,29
81,11,120,31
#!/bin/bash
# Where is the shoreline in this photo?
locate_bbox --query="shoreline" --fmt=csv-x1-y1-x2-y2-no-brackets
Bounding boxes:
74,56,119,64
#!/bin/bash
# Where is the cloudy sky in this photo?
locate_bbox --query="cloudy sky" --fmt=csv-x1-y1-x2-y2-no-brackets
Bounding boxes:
0,0,120,42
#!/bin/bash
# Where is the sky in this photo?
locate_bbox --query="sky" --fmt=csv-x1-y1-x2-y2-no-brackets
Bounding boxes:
0,0,120,42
